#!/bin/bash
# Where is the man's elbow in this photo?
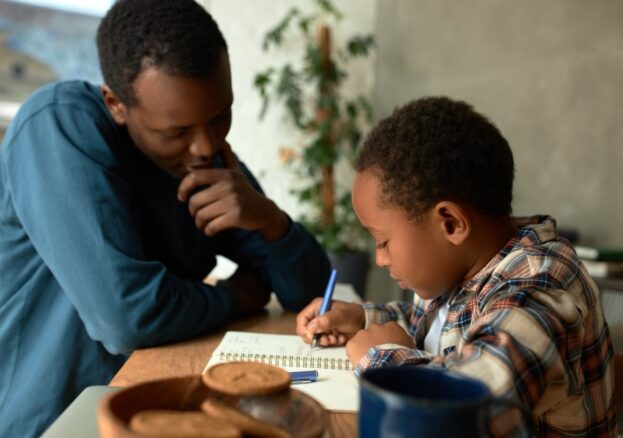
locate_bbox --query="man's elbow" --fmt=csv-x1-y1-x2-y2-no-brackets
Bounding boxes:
87,319,151,355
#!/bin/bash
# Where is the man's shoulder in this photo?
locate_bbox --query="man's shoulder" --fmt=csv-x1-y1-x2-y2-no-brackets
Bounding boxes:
2,81,106,147
3,81,113,150
17,80,104,120
1,81,121,171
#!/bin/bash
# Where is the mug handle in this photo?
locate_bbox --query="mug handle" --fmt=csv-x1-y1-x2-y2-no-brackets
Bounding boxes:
482,397,533,437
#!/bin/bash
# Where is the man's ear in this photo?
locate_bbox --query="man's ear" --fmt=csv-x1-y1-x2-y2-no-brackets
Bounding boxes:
101,84,128,125
432,201,471,246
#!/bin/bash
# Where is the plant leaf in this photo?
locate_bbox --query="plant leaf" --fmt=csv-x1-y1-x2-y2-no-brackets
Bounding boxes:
253,69,274,119
313,0,343,20
276,65,306,129
253,1,376,252
262,8,299,51
346,35,376,57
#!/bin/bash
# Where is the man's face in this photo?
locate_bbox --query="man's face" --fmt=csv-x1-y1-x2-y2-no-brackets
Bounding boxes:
104,51,234,179
352,170,458,299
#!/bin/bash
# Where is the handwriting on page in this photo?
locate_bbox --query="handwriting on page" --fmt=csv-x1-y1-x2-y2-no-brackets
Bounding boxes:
223,333,316,357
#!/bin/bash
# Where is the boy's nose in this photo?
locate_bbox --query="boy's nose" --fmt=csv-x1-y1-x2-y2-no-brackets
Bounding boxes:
375,250,389,268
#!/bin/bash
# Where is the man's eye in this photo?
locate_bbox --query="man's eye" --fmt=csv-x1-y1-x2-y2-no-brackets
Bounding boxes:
210,108,231,125
162,129,189,139
376,241,388,249
217,108,232,121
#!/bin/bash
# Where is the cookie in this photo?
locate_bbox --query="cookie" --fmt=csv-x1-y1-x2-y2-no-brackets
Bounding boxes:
129,409,241,438
201,399,291,438
202,362,291,396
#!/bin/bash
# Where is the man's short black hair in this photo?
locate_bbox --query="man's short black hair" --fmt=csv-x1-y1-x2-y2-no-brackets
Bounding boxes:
356,97,515,220
96,0,228,106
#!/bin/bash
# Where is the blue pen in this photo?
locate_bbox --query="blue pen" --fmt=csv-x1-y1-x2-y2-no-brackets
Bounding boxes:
289,370,319,384
311,268,338,349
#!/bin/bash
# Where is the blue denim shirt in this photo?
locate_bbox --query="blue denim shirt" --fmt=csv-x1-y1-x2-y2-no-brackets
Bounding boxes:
0,81,330,437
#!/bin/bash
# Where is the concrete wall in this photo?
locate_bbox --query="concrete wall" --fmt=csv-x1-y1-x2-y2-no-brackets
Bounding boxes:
373,0,623,247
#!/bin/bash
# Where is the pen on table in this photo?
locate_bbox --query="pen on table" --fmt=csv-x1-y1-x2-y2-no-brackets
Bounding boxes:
289,370,319,384
311,268,338,350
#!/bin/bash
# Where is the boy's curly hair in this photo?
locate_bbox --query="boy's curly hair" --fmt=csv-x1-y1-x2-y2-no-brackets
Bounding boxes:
356,97,514,221
96,0,227,106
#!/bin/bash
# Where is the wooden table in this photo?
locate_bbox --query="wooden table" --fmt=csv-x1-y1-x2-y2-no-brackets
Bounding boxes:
110,299,357,437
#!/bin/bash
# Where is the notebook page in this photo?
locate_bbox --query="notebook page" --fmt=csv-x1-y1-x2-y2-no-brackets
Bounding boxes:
204,331,359,412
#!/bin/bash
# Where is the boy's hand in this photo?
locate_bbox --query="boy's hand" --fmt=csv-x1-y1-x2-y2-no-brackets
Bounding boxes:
346,321,416,365
296,298,365,347
177,142,289,241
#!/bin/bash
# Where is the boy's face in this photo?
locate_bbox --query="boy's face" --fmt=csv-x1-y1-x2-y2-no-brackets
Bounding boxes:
103,51,233,179
352,170,460,299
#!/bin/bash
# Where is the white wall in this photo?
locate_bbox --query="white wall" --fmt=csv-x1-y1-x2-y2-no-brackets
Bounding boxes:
197,0,390,300
201,0,378,219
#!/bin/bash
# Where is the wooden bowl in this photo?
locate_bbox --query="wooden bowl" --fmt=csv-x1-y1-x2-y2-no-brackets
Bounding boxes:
97,375,327,438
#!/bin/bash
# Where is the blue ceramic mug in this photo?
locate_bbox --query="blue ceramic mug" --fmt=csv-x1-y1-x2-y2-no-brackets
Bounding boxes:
359,366,531,438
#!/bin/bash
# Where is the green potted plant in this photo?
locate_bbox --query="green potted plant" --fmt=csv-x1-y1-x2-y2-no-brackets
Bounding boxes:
253,0,375,296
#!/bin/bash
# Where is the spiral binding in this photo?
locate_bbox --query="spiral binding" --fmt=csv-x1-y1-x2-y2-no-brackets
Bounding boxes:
218,352,353,370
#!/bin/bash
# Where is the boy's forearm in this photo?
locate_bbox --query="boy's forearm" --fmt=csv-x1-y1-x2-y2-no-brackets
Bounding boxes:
361,301,414,328
353,346,434,376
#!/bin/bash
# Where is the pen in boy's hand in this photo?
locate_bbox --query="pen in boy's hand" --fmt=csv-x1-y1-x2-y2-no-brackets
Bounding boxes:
311,268,338,349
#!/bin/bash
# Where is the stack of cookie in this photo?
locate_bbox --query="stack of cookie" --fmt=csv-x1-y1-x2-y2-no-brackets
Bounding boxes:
121,362,326,438
130,410,242,438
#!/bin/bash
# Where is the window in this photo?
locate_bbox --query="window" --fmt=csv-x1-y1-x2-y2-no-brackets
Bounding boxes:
0,0,113,124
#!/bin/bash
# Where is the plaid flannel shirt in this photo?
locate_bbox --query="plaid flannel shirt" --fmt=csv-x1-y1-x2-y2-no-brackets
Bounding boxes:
357,216,615,437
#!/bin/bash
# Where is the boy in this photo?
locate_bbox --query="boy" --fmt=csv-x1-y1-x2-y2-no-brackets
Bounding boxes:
0,0,330,436
297,97,615,436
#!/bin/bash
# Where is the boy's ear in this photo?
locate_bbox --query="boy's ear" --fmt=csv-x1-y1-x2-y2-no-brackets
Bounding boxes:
432,201,471,246
101,84,128,125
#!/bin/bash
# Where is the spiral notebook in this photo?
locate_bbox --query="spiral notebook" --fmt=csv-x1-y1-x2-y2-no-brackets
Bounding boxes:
204,331,359,412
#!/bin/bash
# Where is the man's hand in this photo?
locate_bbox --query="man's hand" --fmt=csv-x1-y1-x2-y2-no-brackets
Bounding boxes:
219,268,271,318
295,298,366,347
346,321,416,365
177,142,289,241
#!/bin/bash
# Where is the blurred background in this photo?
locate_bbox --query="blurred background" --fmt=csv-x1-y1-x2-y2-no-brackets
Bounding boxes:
0,0,621,311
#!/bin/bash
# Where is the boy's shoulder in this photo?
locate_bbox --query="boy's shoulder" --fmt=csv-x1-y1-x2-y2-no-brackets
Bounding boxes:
480,215,586,293
466,215,601,337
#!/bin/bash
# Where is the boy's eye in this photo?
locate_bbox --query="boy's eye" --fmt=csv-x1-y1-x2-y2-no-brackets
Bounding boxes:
376,241,388,249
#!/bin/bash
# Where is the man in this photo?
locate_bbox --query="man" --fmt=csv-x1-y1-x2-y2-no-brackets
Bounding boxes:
0,0,331,436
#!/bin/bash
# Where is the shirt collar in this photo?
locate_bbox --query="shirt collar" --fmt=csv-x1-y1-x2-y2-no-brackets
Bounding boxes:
458,214,559,295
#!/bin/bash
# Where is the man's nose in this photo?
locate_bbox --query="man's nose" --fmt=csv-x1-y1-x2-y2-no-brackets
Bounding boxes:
189,126,220,157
